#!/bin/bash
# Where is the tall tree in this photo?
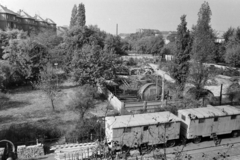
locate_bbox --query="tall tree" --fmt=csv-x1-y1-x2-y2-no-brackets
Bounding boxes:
70,4,78,28
188,2,216,100
170,15,191,91
191,1,215,63
76,3,86,27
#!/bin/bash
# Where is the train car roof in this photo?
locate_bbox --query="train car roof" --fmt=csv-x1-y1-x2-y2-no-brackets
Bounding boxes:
178,105,240,119
105,111,180,129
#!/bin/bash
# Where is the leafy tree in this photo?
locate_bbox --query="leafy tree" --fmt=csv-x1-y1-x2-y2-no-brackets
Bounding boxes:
161,41,177,56
170,15,191,92
227,80,240,104
225,45,240,67
104,34,127,55
191,1,216,63
72,44,122,86
0,29,28,59
76,3,86,27
35,63,58,111
166,32,177,42
70,84,96,121
187,63,215,100
223,27,235,43
148,35,165,55
3,37,49,85
70,4,78,28
187,2,216,100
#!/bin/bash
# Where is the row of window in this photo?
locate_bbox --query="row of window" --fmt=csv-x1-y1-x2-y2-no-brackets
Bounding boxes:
1,15,53,25
181,114,237,123
123,123,172,133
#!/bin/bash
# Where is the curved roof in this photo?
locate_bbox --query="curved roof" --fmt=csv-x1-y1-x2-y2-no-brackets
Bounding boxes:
106,111,180,129
138,83,155,95
0,5,17,15
178,105,240,119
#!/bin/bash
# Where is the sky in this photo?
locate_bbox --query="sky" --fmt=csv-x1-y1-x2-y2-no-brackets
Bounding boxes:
0,0,239,34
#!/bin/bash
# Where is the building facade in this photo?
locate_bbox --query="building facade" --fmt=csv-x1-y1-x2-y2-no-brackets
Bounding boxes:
0,5,56,33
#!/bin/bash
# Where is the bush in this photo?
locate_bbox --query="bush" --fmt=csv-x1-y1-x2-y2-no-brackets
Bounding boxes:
65,117,105,143
0,122,63,146
126,58,137,66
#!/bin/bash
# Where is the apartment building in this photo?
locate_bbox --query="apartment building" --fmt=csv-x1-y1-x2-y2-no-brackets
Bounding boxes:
0,5,56,33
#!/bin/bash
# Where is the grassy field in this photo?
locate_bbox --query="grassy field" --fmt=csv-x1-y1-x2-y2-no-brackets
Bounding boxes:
0,82,108,135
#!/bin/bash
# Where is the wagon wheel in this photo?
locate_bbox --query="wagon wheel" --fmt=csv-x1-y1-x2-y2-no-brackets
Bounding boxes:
166,140,175,148
232,131,240,138
193,136,202,144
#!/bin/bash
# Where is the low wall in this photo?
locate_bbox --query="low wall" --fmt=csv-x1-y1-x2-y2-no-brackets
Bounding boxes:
51,142,99,160
107,90,123,112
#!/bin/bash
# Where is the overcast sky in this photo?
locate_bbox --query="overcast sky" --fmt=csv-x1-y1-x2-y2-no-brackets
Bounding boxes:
1,0,239,34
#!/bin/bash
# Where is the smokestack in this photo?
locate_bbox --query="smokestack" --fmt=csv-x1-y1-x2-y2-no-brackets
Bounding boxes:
116,24,118,36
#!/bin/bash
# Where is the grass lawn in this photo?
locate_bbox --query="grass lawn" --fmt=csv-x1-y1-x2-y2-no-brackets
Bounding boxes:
0,82,107,135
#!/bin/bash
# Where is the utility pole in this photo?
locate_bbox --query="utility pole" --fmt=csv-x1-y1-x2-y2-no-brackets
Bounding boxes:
116,23,118,36
161,74,165,107
220,84,223,105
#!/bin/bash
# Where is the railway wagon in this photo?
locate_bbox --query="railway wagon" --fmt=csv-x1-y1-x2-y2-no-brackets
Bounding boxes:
105,111,181,150
178,105,240,143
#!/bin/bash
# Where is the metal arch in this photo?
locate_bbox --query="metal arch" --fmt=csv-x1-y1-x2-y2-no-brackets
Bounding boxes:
0,140,16,153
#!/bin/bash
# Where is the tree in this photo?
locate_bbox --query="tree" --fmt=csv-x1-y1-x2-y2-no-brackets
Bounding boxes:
70,4,78,28
76,3,86,27
225,45,240,67
72,44,122,86
70,84,96,121
35,63,58,111
104,35,127,55
227,80,240,104
170,15,191,92
187,63,214,100
191,1,216,63
188,2,216,100
223,27,235,43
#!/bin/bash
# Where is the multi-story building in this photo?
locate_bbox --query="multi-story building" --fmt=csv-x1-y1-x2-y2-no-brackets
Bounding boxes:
0,4,56,33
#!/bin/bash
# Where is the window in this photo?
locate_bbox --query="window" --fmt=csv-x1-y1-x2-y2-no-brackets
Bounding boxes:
143,126,148,131
231,115,237,120
199,119,205,123
123,127,131,133
165,123,171,128
181,115,186,121
214,117,218,122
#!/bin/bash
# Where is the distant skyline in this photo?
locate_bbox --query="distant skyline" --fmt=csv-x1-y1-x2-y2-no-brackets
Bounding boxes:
0,0,239,34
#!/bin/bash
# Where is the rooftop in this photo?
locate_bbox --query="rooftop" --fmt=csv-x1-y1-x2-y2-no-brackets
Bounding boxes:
46,18,56,24
17,10,34,19
178,105,240,119
105,111,180,129
0,4,17,15
34,14,45,22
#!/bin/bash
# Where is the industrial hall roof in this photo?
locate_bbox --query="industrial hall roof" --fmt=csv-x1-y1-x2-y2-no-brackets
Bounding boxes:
105,111,180,129
178,105,240,119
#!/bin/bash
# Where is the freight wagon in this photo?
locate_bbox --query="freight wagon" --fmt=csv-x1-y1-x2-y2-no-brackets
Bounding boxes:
178,105,240,143
105,105,240,150
105,111,181,150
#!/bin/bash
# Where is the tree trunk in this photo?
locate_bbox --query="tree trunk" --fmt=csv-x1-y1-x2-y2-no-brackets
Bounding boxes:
50,98,55,111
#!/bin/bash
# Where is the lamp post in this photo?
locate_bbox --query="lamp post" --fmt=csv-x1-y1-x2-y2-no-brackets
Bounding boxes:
54,63,58,88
